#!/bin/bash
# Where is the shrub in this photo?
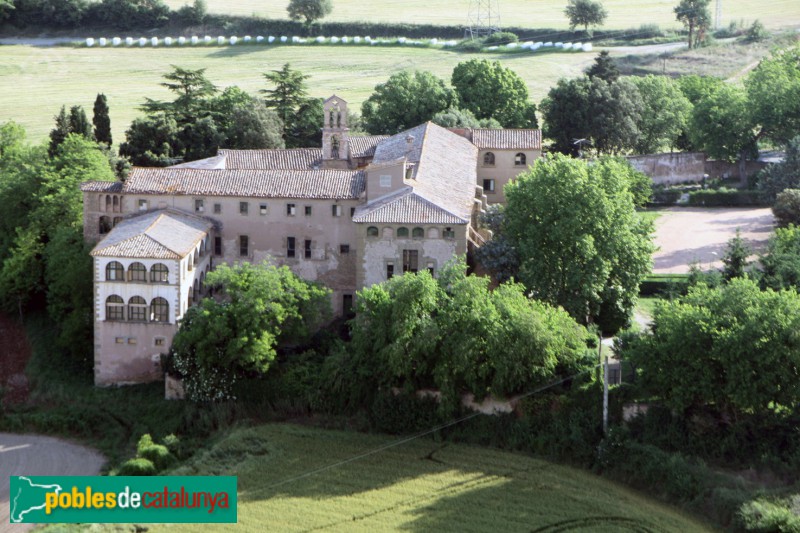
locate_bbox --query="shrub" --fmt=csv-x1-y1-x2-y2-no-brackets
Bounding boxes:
773,189,800,228
139,444,175,471
738,498,800,532
745,20,770,43
687,189,766,207
637,23,664,39
136,433,154,455
649,189,682,205
117,457,157,476
484,31,518,46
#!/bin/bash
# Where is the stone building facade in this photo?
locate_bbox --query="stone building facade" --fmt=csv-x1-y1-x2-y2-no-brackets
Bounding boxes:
81,95,542,386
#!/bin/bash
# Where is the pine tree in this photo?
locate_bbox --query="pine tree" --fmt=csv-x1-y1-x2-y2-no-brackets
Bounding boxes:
261,63,312,147
721,229,752,282
68,106,93,140
49,106,71,156
586,50,619,82
93,93,112,145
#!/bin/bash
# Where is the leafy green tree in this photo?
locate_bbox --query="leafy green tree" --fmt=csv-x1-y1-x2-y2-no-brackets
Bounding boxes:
0,0,14,20
541,76,644,156
287,97,324,148
631,75,692,154
720,229,751,282
585,50,619,82
503,154,655,331
674,0,711,49
361,71,456,135
689,83,757,183
772,189,800,228
756,136,800,202
224,99,285,149
170,262,331,401
760,225,800,291
69,105,92,138
451,59,538,128
142,66,217,122
89,0,170,29
474,204,519,283
287,0,332,27
119,114,181,166
622,278,800,419
564,0,608,36
431,107,501,129
49,106,71,156
261,63,321,147
746,45,800,146
674,74,723,151
93,93,112,145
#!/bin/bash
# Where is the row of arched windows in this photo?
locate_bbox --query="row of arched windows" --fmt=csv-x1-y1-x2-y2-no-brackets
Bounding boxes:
99,216,123,235
106,261,169,283
106,295,169,323
482,152,527,166
99,194,122,213
366,226,455,239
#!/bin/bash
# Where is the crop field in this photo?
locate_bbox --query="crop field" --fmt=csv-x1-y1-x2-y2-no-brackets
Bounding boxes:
130,424,714,532
163,0,800,31
0,44,595,145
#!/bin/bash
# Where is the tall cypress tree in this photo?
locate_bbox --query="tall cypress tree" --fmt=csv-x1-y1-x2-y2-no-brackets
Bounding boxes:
49,106,71,156
93,93,112,145
68,106,93,140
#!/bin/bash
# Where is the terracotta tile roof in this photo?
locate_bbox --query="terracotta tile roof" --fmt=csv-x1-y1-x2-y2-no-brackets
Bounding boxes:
91,209,211,259
80,181,123,193
469,129,542,150
349,135,390,158
218,148,323,169
122,168,365,200
353,190,467,224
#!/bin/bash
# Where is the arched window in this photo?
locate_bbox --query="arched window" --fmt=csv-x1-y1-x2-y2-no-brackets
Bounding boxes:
128,296,147,321
150,297,169,323
367,226,379,237
106,295,124,321
105,195,111,211
427,227,440,239
105,261,124,281
112,195,119,213
412,227,424,239
99,195,105,211
128,262,147,282
397,227,409,238
515,153,526,166
99,216,111,235
483,152,495,166
150,263,169,283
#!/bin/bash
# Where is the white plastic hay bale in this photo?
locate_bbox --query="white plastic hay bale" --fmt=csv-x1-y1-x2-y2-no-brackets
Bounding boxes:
268,36,275,43
256,36,264,43
397,37,406,43
125,37,134,46
138,37,147,47
532,43,541,50
331,36,339,43
178,36,186,45
315,36,325,43
151,37,159,46
544,41,553,47
85,38,95,47
112,37,121,46
535,41,543,47
521,41,533,48
280,36,288,42
445,40,458,46
217,36,225,45
341,36,349,43
353,36,361,43
430,38,438,45
164,37,172,46
291,36,300,43
487,45,498,50
563,42,572,49
190,36,199,44
203,35,212,44
582,43,593,52
243,35,251,43
298,38,307,43
230,36,238,45
98,37,107,46
506,42,517,48
555,41,563,48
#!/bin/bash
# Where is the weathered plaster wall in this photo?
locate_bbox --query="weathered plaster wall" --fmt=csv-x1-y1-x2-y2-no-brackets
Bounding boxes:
627,152,706,185
475,149,541,204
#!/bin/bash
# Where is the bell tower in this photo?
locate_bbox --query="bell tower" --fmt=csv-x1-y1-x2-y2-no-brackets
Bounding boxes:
322,95,350,169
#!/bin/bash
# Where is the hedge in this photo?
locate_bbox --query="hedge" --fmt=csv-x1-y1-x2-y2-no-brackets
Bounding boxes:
687,189,767,207
639,274,689,296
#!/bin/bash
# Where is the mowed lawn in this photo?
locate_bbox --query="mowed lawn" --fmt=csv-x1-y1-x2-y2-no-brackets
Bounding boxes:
163,0,800,30
145,424,714,532
0,44,595,144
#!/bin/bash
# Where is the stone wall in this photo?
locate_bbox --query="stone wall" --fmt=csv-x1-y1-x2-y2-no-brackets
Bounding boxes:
627,152,706,185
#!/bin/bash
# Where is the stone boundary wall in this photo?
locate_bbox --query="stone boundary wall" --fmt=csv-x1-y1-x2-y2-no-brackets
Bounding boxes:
627,152,706,185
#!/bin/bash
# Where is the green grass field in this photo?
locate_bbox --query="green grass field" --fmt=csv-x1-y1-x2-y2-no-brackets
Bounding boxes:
163,0,800,31
133,423,715,532
0,44,595,144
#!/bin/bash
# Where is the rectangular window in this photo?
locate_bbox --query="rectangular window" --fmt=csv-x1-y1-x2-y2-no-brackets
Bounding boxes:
287,237,296,258
380,174,392,188
129,304,146,322
260,203,268,215
138,199,148,211
332,204,342,217
483,179,495,192
154,337,165,347
195,198,204,212
214,236,222,256
340,244,350,254
213,203,222,214
305,205,312,216
115,337,124,344
343,294,354,314
239,201,248,215
427,262,435,276
239,235,249,256
127,337,137,345
287,203,296,216
386,263,394,279
402,250,419,273
304,239,312,259
350,207,356,217
443,227,455,239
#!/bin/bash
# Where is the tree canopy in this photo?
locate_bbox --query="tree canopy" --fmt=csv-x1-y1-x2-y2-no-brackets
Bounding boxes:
746,45,800,146
287,0,332,26
674,0,711,48
93,93,112,146
361,71,455,135
451,59,538,128
170,261,331,401
503,154,655,332
585,50,619,82
261,63,321,148
564,0,608,35
631,75,692,154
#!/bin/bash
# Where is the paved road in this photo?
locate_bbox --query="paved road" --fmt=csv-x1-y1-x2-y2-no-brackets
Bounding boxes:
652,207,774,274
0,434,105,532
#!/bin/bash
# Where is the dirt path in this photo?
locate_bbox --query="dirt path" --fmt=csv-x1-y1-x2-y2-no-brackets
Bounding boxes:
652,207,774,273
0,434,106,532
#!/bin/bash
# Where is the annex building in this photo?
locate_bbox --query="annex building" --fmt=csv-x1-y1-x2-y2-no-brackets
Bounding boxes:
81,96,542,386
